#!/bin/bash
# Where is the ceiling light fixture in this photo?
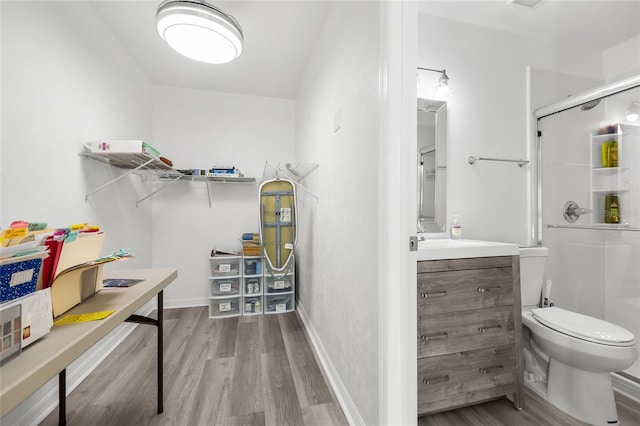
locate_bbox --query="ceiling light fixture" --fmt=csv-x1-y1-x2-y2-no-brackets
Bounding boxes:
626,102,640,122
418,67,451,96
507,0,547,9
156,0,243,64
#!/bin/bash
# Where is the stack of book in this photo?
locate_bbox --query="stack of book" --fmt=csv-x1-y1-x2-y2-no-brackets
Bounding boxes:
210,166,242,178
241,233,262,256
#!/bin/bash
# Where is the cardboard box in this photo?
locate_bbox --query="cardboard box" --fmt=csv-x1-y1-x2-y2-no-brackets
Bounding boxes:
87,140,161,157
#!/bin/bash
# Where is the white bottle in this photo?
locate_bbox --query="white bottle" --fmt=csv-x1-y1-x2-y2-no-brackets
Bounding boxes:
450,214,462,239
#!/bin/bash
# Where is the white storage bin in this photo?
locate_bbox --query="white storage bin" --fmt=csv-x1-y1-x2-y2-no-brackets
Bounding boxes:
210,277,241,297
243,257,262,276
265,294,294,314
209,256,241,277
244,277,262,295
243,296,263,315
209,298,241,318
265,274,294,294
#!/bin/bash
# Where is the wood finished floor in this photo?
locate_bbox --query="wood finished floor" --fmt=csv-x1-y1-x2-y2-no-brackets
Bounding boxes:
40,307,348,426
419,387,640,426
40,307,640,426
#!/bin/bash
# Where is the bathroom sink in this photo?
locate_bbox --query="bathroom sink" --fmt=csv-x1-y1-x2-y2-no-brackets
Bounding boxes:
418,239,486,249
417,238,519,261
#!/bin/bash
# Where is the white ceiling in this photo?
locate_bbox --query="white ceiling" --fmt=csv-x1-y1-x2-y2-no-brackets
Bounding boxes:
90,1,640,100
417,0,640,53
90,0,330,99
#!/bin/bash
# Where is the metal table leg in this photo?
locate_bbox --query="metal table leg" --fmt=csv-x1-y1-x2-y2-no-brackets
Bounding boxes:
56,290,164,424
125,290,164,414
58,369,66,426
157,290,163,414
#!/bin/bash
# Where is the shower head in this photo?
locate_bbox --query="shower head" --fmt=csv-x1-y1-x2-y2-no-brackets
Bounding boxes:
580,99,601,111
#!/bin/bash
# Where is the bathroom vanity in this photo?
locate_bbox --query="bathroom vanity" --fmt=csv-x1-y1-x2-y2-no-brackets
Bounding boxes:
417,239,524,415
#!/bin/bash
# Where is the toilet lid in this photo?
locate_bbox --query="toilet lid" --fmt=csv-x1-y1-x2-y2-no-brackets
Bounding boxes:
531,307,635,347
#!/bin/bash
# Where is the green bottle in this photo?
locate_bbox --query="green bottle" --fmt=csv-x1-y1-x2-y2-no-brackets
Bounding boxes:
605,195,620,224
601,143,610,168
609,141,618,168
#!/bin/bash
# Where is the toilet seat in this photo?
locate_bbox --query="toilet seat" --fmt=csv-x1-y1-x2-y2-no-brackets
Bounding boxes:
531,307,635,347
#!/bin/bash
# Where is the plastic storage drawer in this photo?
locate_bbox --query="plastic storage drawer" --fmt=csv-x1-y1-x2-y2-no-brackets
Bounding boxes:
244,277,262,295
243,296,263,315
265,275,294,294
243,257,262,276
265,294,294,314
209,298,241,318
210,277,241,297
209,256,241,277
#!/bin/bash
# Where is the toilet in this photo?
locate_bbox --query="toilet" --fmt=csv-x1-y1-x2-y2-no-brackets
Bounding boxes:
519,246,638,426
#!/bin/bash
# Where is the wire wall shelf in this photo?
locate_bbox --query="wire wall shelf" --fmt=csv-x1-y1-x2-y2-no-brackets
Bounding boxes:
262,161,319,200
81,151,255,207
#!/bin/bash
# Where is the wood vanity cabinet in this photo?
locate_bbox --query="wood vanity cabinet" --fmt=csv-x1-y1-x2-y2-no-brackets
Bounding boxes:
417,255,524,415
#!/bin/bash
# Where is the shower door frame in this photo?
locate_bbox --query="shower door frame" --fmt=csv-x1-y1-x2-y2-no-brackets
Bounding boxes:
532,73,640,392
532,74,640,245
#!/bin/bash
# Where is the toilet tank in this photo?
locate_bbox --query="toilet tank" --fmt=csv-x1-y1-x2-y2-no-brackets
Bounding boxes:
519,247,549,307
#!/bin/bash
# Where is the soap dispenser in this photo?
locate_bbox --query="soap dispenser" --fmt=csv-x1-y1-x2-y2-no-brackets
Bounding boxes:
450,214,462,239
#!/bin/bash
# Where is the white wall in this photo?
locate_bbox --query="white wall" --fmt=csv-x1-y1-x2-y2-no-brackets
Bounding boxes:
151,86,295,307
1,1,154,268
418,13,602,244
294,2,380,424
1,1,153,423
603,34,640,83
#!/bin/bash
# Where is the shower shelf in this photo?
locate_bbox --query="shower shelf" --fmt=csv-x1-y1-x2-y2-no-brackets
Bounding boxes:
547,224,640,232
592,188,631,194
591,132,621,141
591,166,629,174
589,125,637,228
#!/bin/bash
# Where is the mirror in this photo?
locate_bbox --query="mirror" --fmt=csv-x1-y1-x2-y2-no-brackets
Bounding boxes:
417,98,447,233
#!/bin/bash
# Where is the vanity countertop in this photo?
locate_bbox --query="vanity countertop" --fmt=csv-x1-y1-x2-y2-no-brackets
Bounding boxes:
416,238,519,261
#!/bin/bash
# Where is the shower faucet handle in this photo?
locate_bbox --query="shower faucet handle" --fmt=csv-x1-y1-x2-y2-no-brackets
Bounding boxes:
563,201,592,223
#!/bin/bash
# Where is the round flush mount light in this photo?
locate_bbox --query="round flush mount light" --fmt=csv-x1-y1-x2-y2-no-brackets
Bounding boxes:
156,0,243,64
626,102,640,122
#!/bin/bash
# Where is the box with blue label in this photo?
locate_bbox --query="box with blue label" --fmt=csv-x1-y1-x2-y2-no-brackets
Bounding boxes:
0,252,48,304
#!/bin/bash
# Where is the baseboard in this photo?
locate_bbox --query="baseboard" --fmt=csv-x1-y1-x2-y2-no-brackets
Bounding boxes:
612,372,640,404
1,302,154,426
296,303,364,426
164,297,208,310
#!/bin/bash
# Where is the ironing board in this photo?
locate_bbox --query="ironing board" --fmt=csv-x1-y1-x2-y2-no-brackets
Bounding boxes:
259,178,297,277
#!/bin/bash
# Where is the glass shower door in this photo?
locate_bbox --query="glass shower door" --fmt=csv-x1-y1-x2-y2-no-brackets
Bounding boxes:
537,85,640,383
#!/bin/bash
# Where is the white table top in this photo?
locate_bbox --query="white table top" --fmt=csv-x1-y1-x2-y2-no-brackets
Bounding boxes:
0,268,177,416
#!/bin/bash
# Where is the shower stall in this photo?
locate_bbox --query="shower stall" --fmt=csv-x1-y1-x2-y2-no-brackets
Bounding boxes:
534,75,640,398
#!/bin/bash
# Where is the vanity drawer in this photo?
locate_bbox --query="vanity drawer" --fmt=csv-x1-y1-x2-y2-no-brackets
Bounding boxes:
418,256,513,273
418,267,513,315
417,305,514,358
417,344,516,414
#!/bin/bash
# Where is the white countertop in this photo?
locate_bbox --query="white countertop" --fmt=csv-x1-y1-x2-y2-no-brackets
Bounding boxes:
416,238,519,261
